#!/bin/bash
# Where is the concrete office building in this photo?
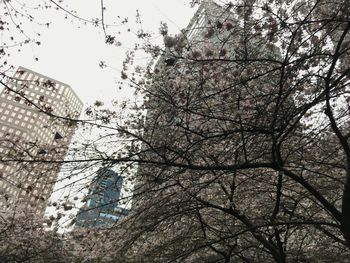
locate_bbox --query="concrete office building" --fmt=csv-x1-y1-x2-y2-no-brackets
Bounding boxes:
0,67,83,216
130,1,294,259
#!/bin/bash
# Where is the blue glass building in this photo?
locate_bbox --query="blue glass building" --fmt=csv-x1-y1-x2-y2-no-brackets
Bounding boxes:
76,168,129,227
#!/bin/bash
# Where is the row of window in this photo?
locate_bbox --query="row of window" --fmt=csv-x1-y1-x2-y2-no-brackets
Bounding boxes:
14,71,66,95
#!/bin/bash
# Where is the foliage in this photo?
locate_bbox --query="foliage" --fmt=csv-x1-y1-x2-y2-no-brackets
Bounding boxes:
1,0,350,262
0,211,78,262
108,0,350,262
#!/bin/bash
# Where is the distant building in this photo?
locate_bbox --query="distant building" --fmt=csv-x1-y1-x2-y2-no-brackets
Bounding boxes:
0,67,83,216
76,167,128,227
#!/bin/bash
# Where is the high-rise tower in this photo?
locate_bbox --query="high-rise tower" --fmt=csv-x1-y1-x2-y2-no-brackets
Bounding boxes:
76,167,128,227
0,67,83,216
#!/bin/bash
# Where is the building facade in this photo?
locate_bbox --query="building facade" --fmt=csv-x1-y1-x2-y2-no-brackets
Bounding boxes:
129,1,299,261
76,167,128,227
0,67,83,216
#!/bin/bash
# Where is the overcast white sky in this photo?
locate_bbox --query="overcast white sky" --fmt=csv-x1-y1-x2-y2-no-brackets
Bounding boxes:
6,0,196,105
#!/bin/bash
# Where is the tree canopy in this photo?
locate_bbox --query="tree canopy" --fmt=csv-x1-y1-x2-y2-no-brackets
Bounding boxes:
1,0,350,262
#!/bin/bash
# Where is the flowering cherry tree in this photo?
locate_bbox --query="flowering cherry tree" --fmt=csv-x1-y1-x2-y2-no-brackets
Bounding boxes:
1,0,350,262
100,0,350,262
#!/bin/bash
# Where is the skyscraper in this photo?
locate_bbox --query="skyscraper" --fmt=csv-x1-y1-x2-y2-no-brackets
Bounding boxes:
76,167,128,227
0,66,83,216
129,1,294,260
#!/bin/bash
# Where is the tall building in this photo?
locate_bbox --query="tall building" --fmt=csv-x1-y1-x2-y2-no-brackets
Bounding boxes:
75,167,128,227
130,1,298,261
0,67,83,216
134,0,240,198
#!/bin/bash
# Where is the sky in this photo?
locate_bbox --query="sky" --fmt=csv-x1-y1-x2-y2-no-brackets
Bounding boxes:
6,0,196,105
2,0,198,229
